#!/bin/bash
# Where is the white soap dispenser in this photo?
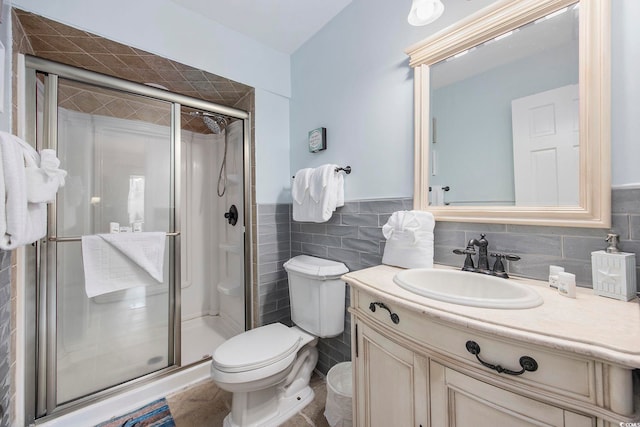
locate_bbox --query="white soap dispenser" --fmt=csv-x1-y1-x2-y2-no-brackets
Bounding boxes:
591,233,637,301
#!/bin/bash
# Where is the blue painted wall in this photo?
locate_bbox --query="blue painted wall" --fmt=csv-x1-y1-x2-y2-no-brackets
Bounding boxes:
290,0,497,201
292,0,640,199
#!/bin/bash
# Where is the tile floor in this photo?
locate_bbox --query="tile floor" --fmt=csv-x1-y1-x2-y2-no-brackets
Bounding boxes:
166,372,331,427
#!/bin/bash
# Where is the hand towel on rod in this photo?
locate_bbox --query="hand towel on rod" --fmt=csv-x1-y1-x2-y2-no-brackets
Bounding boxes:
292,168,313,205
81,231,166,298
293,164,344,223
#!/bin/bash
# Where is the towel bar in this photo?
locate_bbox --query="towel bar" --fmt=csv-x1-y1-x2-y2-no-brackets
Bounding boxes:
47,231,181,243
292,165,351,179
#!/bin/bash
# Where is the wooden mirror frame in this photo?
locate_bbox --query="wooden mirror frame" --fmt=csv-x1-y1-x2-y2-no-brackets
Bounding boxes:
406,0,610,228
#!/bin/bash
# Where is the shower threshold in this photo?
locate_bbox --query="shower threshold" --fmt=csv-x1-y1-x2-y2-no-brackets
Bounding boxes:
35,360,211,427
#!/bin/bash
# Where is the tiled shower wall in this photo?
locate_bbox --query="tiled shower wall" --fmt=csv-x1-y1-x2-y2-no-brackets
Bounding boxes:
256,187,640,375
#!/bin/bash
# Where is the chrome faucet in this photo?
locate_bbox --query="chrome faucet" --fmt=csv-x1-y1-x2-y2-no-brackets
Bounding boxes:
452,234,521,278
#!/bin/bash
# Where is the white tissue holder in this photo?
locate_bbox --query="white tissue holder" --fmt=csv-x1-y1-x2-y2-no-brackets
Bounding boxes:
591,250,637,301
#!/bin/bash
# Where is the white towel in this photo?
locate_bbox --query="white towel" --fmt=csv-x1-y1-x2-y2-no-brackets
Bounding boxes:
26,149,67,203
431,185,445,206
292,168,313,205
382,210,435,269
292,164,344,223
0,132,48,250
336,173,344,208
309,165,334,202
81,231,166,298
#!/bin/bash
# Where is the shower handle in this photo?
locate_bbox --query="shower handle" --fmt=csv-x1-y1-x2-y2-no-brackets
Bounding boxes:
224,205,238,226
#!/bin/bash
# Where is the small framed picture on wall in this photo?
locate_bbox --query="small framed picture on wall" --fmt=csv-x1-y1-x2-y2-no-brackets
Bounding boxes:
308,127,327,153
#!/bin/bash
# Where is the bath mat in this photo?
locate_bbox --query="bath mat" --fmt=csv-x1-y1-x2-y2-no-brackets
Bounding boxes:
95,397,176,427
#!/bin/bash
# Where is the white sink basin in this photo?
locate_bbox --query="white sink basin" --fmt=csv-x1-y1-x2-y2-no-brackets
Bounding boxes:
393,269,543,309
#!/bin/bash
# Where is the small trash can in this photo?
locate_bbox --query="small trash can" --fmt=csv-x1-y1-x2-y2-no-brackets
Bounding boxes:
324,361,353,427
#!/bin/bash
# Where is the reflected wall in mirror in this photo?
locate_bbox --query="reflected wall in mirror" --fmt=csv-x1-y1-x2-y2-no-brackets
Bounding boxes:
406,0,610,227
431,6,578,207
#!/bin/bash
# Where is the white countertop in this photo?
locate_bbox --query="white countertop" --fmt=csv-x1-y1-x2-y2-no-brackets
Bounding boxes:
343,264,640,368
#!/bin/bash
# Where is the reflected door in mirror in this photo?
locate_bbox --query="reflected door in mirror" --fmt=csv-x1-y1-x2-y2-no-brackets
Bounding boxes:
512,84,579,206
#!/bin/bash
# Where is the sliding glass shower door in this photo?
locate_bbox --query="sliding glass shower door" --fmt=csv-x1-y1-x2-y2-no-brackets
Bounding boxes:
25,55,251,423
31,70,179,415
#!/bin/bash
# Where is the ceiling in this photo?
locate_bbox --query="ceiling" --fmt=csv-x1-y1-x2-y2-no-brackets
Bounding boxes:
169,0,353,54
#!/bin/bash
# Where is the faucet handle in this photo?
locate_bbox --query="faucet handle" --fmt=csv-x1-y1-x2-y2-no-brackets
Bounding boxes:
490,253,521,279
490,253,508,278
453,248,476,272
453,248,475,255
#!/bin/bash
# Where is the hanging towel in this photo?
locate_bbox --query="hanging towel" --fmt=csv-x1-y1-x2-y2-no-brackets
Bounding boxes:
292,168,313,205
81,231,166,298
431,185,445,206
335,173,345,208
382,210,435,269
26,149,67,203
309,164,335,202
0,132,49,250
292,164,344,223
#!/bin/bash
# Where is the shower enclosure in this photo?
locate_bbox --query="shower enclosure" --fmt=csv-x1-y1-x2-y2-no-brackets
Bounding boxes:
22,56,251,422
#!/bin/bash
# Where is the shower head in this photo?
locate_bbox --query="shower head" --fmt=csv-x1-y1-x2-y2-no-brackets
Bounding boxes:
189,111,228,134
202,114,225,134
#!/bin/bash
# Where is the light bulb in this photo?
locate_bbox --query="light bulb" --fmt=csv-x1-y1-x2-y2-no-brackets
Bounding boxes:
408,0,444,26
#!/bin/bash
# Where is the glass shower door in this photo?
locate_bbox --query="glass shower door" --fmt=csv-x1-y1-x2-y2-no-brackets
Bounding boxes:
48,77,176,405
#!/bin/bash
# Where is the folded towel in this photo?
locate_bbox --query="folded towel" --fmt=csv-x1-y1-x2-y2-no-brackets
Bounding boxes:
382,210,435,241
0,132,48,250
81,231,166,298
382,210,435,269
292,168,313,205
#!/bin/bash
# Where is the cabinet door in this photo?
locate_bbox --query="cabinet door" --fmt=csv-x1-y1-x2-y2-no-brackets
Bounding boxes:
355,322,428,427
430,361,594,427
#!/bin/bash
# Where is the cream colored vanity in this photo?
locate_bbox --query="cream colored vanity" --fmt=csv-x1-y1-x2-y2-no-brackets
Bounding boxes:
344,265,640,427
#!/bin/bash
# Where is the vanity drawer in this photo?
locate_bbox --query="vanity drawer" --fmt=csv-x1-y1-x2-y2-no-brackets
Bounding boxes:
353,290,596,405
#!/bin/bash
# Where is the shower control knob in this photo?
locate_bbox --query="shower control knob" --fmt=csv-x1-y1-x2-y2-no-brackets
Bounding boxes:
224,205,238,226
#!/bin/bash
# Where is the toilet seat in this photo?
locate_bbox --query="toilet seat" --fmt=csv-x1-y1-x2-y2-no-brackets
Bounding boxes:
213,323,302,373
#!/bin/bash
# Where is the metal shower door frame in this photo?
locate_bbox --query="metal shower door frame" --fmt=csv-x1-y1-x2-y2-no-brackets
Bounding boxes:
23,55,253,422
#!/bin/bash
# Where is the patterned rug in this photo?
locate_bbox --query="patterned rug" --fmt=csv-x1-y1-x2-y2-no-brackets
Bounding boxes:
95,398,176,427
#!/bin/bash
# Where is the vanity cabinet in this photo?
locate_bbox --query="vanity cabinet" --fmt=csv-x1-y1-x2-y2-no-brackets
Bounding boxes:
430,361,593,426
346,265,640,427
355,322,428,427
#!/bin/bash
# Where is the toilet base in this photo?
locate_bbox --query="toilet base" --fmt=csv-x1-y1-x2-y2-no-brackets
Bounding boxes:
222,385,314,427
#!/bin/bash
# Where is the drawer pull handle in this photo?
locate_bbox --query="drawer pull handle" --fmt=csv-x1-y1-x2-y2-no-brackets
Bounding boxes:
465,340,538,376
369,302,400,324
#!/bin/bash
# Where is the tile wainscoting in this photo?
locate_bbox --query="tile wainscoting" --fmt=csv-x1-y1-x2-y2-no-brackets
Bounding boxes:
256,187,640,374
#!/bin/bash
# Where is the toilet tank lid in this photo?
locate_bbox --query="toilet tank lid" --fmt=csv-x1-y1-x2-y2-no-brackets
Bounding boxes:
284,255,348,279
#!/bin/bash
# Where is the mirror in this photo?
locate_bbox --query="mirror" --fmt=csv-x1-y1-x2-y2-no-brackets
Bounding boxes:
406,0,611,227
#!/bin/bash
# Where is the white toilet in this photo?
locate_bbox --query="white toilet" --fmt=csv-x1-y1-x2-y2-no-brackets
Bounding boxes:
211,255,349,427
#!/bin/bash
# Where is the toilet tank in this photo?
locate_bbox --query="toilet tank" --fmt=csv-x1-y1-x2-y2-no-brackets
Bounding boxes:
283,255,349,338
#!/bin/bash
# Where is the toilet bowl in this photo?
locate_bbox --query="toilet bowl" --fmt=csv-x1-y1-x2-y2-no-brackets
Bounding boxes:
211,255,348,427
